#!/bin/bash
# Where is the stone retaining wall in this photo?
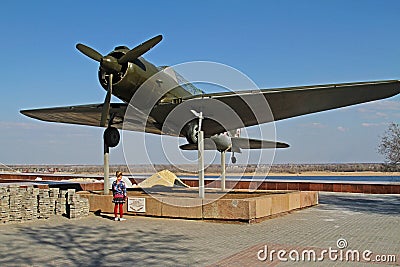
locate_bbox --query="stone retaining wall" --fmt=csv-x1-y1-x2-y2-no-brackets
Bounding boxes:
0,185,89,224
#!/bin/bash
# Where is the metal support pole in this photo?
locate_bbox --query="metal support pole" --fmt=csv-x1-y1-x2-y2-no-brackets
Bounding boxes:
198,130,205,198
104,142,110,195
221,151,226,191
191,109,205,199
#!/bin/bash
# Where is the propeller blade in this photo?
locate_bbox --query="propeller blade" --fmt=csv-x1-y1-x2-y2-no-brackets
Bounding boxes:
76,43,103,62
100,74,113,127
118,35,163,64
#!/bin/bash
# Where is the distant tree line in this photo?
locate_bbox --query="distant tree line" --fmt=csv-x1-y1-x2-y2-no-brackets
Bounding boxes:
1,163,398,174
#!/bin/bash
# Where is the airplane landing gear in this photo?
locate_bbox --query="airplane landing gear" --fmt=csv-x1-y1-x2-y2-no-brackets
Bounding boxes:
104,127,120,147
103,126,120,195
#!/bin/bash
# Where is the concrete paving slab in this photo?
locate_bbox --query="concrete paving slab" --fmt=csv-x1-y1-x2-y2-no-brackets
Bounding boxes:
0,192,398,266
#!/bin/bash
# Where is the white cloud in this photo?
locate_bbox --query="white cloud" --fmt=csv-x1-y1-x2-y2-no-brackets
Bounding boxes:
361,122,387,127
299,122,326,129
0,121,40,130
375,112,387,118
361,100,400,111
356,100,400,119
337,126,347,132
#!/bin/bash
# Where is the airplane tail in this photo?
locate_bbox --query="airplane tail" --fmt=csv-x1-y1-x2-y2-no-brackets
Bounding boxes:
179,137,289,151
231,137,289,149
179,138,218,150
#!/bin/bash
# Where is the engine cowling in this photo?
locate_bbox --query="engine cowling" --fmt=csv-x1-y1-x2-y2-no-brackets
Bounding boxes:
98,49,129,90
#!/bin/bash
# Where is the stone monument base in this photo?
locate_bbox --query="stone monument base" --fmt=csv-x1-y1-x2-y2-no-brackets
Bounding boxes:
80,188,318,223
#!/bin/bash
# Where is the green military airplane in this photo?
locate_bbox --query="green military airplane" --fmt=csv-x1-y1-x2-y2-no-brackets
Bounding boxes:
21,35,400,163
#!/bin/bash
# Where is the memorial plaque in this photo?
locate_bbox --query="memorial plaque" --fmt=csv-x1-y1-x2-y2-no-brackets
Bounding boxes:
128,198,146,213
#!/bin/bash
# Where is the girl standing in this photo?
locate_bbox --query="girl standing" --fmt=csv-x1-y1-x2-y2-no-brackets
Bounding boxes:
112,171,127,221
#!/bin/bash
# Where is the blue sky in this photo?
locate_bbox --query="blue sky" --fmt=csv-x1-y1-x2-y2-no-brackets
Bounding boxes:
0,0,399,165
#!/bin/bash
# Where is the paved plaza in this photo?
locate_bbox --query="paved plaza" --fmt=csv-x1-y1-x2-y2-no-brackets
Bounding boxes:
0,192,399,266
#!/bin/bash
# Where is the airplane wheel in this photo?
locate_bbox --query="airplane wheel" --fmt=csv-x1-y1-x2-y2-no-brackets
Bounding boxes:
231,156,237,164
104,127,120,147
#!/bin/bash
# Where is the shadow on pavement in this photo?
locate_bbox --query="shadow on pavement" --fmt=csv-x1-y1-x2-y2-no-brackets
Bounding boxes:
319,193,400,215
0,221,191,266
94,210,115,220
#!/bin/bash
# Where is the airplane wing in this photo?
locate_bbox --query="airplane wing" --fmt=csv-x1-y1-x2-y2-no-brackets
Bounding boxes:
21,80,400,137
20,103,163,135
152,80,400,136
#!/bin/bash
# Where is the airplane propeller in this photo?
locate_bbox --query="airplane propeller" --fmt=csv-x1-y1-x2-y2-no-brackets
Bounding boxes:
75,35,163,127
118,35,162,64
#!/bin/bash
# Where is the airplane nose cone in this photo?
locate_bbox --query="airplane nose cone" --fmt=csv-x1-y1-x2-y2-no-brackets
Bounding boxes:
100,56,122,73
